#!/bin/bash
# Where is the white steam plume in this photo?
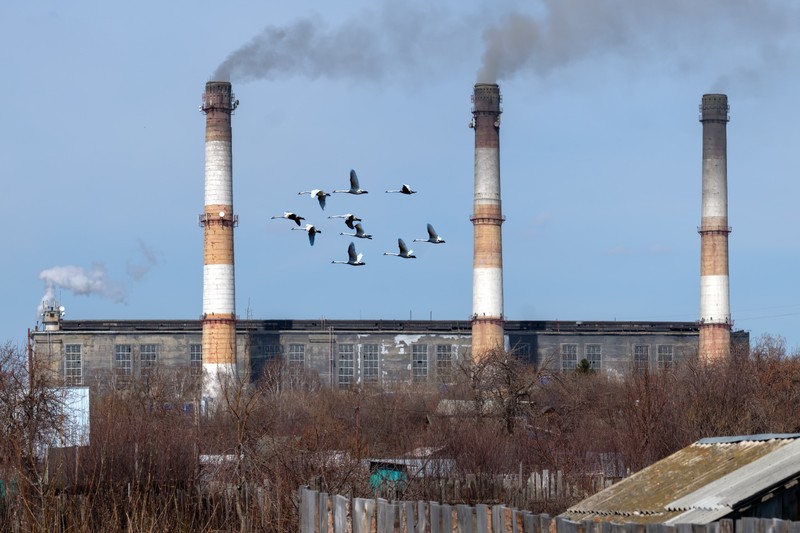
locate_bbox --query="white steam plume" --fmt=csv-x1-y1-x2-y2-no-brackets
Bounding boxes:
36,241,161,317
37,263,126,315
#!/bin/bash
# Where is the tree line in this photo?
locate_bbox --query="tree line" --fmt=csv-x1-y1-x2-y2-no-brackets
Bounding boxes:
0,335,798,531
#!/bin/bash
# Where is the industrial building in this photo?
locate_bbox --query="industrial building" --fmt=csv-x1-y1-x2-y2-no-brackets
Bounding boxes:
29,84,746,391
30,310,749,390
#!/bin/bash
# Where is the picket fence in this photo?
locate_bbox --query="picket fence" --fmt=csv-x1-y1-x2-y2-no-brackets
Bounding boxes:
299,487,800,533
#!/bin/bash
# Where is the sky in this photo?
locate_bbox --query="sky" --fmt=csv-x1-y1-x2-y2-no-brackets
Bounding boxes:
3,0,800,352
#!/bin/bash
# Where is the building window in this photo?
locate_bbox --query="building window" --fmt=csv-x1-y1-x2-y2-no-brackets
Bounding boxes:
412,344,428,382
561,344,578,371
190,344,202,374
114,344,132,376
634,345,649,373
513,343,533,364
338,344,354,387
362,344,379,383
436,345,452,381
288,344,305,367
657,345,674,368
65,344,82,386
586,344,602,370
140,344,157,371
263,345,281,361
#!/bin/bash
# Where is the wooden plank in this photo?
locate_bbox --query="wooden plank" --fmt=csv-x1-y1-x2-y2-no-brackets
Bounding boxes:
718,520,733,533
378,498,394,533
557,518,581,533
299,487,316,533
523,512,535,533
404,501,416,533
431,503,442,533
353,498,370,533
457,504,473,533
476,504,490,533
333,494,348,533
418,501,429,533
492,505,504,532
318,492,330,533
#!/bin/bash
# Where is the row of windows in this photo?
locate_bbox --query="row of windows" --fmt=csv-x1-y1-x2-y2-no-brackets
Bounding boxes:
63,344,203,385
63,342,679,384
339,344,454,387
560,343,675,371
114,344,160,376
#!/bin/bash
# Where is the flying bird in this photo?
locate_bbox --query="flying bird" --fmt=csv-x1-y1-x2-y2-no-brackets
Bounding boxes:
333,169,368,195
292,224,322,246
270,212,305,226
297,189,331,210
413,223,446,244
383,238,416,259
332,242,366,266
339,223,372,240
385,184,417,195
328,213,362,230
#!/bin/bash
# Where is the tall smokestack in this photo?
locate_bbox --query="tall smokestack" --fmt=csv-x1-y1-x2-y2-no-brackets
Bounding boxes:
470,83,505,360
200,81,239,398
698,93,731,361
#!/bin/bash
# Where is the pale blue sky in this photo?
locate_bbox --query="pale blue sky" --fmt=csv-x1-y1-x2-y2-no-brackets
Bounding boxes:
3,1,799,351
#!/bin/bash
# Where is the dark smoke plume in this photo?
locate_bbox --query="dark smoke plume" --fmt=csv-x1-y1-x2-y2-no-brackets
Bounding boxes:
212,2,797,87
477,1,797,83
212,5,473,83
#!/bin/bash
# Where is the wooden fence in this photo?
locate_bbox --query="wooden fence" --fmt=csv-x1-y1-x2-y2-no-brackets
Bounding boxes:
299,488,800,533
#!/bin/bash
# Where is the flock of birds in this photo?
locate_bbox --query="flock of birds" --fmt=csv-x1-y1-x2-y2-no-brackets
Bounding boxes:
270,169,445,266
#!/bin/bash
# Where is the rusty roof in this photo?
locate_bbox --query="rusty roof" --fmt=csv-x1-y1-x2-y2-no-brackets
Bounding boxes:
561,434,800,524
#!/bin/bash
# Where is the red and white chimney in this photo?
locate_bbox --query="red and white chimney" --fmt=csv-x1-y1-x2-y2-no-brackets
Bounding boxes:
200,81,239,397
470,83,505,360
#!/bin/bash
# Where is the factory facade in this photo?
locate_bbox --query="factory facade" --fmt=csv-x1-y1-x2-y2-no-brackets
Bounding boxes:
30,312,749,392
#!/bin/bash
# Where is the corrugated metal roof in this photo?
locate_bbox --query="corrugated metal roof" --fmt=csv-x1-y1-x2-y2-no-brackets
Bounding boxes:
561,434,800,524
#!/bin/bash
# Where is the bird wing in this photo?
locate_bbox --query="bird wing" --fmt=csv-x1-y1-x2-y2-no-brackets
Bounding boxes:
309,232,316,246
350,169,359,189
427,224,437,238
347,242,358,262
398,239,409,254
318,195,327,210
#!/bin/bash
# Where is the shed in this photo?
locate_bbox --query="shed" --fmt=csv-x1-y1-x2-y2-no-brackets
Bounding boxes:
561,434,800,524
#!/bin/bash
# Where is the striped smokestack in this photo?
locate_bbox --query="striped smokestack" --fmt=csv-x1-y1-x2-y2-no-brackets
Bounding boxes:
698,93,731,361
200,81,239,398
470,83,505,360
